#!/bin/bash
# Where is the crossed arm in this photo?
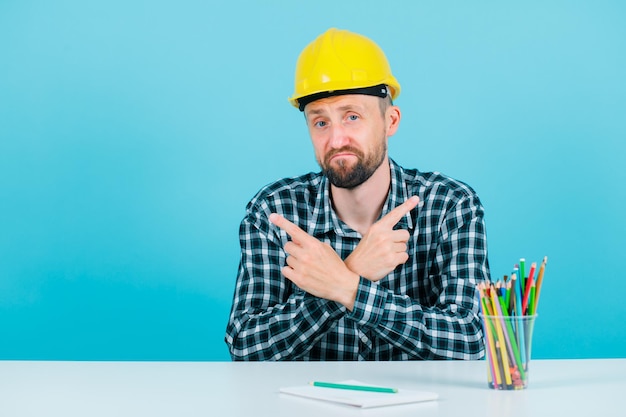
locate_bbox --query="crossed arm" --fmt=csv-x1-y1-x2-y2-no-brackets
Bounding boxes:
268,196,420,311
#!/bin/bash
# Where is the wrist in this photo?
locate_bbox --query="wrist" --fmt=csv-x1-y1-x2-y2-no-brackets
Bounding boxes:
337,271,360,311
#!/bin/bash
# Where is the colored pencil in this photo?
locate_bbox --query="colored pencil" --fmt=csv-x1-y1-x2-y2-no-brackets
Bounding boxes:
478,284,501,389
519,258,526,297
532,256,548,314
310,381,398,393
522,262,536,315
513,273,527,365
528,283,536,317
489,290,513,386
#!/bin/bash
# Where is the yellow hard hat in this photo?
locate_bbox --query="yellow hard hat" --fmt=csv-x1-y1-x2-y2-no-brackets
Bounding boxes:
289,28,401,111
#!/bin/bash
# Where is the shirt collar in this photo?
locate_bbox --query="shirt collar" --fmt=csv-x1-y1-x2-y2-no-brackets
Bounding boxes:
309,158,415,238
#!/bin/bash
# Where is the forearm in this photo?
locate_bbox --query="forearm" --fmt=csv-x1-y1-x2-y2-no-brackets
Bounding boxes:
226,289,346,361
347,277,483,360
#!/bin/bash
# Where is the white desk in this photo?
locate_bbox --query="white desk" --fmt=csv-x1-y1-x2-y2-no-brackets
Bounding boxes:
1,359,623,417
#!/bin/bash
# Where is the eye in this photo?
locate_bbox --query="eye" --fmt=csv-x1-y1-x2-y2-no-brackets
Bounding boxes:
314,120,328,128
347,114,359,121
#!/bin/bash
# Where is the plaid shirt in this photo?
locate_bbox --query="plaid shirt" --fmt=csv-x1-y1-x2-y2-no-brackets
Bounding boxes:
225,159,489,361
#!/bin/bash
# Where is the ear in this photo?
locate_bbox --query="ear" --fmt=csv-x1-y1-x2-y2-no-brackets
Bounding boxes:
385,105,401,137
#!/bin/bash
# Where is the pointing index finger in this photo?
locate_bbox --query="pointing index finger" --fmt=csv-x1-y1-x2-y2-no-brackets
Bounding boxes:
379,196,420,228
269,213,310,244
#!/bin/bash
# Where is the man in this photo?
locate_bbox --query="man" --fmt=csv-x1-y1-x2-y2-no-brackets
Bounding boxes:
225,28,489,361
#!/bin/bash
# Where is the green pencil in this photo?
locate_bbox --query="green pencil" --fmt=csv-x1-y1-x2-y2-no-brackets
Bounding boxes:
310,381,398,393
529,284,536,316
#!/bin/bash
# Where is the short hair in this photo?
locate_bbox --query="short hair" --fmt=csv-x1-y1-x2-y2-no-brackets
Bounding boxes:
378,92,393,116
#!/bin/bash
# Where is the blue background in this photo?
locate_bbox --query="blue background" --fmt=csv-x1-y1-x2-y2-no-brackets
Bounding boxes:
1,1,625,361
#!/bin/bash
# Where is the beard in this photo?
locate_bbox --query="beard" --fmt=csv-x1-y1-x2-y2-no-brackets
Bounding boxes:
320,140,387,189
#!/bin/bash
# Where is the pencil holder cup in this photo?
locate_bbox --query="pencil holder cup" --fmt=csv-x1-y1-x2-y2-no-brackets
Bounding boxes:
481,314,537,390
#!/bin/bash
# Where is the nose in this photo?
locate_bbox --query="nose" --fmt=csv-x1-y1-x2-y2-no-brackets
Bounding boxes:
328,123,349,149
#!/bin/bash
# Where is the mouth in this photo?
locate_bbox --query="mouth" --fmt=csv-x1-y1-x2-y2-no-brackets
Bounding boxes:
330,152,356,160
328,153,357,168
327,147,360,160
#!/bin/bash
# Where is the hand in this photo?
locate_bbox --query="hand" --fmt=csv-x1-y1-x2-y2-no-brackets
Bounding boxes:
269,213,360,310
344,196,419,281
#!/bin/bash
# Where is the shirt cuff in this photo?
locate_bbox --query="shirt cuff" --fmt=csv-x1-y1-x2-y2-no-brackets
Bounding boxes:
303,292,347,319
346,277,387,329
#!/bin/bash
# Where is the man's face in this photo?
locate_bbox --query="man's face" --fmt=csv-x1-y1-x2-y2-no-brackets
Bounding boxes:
304,94,389,189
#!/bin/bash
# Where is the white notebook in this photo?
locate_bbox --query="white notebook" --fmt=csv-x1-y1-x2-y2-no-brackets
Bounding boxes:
279,380,438,409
